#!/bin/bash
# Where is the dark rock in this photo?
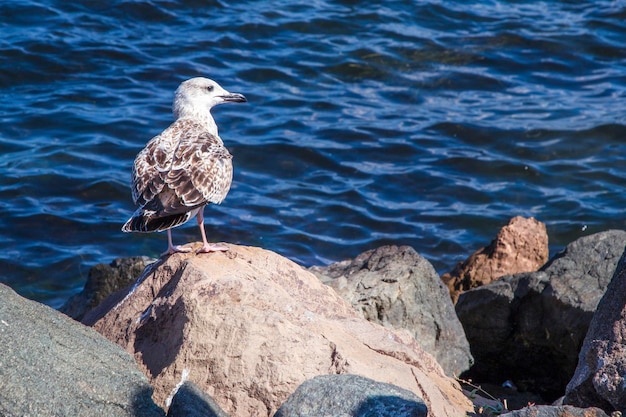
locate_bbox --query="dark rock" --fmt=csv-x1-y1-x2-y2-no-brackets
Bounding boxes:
500,405,610,417
564,244,626,413
458,379,544,413
442,216,549,303
456,230,626,402
310,245,473,377
273,374,427,417
60,256,154,321
167,381,231,417
0,283,164,417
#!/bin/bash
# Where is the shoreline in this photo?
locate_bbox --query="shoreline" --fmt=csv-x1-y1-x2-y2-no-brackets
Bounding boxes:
2,218,625,417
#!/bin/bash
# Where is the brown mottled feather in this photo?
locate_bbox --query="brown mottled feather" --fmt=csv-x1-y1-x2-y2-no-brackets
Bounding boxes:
126,119,233,232
167,127,233,206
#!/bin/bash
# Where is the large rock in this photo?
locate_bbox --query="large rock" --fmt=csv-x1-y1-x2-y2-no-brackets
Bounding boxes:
83,244,473,417
0,283,164,417
273,374,427,417
167,381,231,417
310,245,473,377
442,216,548,303
456,230,626,401
60,256,154,321
500,405,610,417
564,244,626,412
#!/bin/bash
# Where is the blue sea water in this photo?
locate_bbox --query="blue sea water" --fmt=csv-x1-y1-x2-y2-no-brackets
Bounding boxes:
1,0,625,308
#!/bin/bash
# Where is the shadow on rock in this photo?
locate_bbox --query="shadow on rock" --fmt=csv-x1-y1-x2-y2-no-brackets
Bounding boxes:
132,386,167,417
135,294,188,379
353,395,428,417
166,381,231,417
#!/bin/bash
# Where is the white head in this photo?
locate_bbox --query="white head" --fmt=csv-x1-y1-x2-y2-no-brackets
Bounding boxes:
172,77,246,133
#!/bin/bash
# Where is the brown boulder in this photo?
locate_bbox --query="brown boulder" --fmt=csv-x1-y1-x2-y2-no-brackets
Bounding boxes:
442,216,548,303
83,244,473,417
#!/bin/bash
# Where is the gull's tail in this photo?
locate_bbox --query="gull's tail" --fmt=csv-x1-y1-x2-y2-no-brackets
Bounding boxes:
122,208,197,233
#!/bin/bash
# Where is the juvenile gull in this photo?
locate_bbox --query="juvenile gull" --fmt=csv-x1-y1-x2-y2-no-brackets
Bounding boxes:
122,77,247,255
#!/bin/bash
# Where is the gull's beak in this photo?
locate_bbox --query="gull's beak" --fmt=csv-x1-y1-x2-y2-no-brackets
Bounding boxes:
220,92,247,103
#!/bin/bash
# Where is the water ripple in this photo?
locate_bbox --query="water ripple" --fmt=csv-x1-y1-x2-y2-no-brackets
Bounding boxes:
1,0,625,307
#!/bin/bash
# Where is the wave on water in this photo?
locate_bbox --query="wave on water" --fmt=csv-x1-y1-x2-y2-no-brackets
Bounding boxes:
0,0,625,307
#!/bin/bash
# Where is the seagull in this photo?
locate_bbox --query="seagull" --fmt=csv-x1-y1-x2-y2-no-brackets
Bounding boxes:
122,77,247,256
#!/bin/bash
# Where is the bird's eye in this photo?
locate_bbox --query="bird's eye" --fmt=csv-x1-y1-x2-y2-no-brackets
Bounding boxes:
206,85,214,92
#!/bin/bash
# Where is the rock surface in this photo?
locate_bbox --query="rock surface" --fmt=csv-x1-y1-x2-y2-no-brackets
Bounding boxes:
564,244,626,412
273,374,427,417
442,216,548,303
167,381,231,417
499,405,610,417
456,230,626,401
0,283,164,417
84,244,473,417
310,245,473,377
60,256,154,321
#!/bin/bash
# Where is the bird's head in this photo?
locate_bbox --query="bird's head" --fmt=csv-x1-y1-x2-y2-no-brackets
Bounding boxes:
173,77,247,120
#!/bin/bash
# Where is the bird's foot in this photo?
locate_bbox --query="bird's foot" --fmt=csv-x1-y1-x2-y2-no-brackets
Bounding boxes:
197,242,229,254
161,245,193,257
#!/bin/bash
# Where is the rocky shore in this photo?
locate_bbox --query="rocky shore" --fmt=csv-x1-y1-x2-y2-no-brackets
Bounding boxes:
1,217,625,417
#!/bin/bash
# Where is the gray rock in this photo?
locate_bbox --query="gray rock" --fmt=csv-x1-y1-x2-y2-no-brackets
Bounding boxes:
456,230,626,401
500,405,610,417
310,245,473,377
564,244,626,412
542,230,625,310
273,374,427,417
0,283,164,417
60,256,154,321
167,381,231,417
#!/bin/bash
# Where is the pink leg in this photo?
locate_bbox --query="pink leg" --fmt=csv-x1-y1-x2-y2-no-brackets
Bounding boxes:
161,229,192,256
196,209,228,253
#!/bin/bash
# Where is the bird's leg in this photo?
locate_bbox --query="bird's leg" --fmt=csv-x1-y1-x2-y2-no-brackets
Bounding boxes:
161,229,193,256
196,209,229,253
